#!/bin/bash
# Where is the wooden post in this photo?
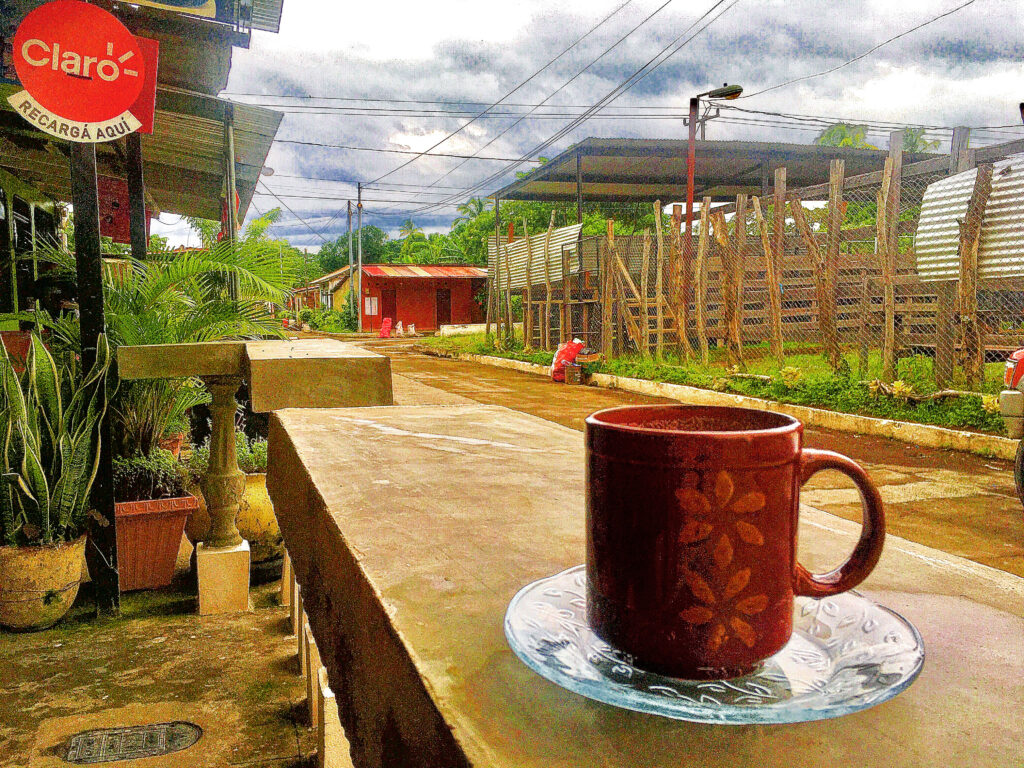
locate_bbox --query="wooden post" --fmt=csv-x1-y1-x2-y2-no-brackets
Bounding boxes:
654,201,665,360
670,204,693,359
504,243,514,344
603,220,615,356
542,211,555,350
125,132,148,261
712,208,743,370
825,159,846,371
752,196,784,367
640,230,651,355
877,158,896,381
773,167,787,361
695,197,711,365
561,243,570,342
69,142,118,615
733,195,747,366
959,163,993,389
935,126,973,387
791,194,843,371
883,132,904,380
522,218,533,349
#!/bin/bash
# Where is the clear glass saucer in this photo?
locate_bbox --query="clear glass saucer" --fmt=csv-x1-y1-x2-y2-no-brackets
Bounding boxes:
504,565,924,724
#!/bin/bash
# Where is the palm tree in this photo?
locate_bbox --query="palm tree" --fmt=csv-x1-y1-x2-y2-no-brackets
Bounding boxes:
8,237,295,457
454,197,488,226
814,123,878,150
903,128,941,153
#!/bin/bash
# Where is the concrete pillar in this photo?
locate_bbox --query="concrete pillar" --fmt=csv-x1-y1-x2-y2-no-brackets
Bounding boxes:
304,621,322,731
281,551,292,608
318,667,352,768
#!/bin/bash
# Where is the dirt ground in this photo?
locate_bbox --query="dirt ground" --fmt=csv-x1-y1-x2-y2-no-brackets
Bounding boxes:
369,337,1024,579
0,581,313,768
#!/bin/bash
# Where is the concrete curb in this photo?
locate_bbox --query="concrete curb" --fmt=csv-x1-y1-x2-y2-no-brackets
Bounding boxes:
442,350,1016,461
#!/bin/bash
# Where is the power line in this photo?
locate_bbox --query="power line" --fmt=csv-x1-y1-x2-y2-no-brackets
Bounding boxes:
403,0,740,218
256,181,330,244
272,138,546,162
366,0,636,186
740,0,978,99
372,0,683,207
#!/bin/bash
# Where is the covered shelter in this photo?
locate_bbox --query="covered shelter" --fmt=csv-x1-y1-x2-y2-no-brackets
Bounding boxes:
492,137,941,207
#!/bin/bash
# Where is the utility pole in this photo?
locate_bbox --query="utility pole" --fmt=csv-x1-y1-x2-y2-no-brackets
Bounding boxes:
347,200,354,315
357,184,363,333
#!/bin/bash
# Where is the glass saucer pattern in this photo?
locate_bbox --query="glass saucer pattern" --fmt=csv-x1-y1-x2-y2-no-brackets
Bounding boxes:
504,565,924,724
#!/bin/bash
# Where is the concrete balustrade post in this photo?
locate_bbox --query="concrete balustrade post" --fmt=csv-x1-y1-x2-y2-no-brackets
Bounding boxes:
200,375,245,548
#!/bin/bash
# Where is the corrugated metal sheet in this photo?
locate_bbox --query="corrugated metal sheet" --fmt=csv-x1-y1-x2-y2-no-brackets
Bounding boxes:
250,0,284,32
362,265,487,279
487,224,585,290
916,153,1024,281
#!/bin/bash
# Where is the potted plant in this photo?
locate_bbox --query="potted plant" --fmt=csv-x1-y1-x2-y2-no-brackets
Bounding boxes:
185,430,281,581
0,334,113,631
112,448,197,592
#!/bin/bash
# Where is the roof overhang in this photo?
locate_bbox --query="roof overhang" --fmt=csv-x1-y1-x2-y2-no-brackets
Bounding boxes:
492,138,942,202
0,86,282,221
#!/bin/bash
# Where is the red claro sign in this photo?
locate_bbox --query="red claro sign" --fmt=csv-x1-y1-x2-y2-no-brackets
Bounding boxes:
7,0,147,142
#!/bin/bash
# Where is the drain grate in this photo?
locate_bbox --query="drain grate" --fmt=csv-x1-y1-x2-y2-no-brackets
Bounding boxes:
64,721,202,764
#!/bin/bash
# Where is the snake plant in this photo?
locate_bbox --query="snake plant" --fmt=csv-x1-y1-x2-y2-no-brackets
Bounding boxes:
0,334,114,547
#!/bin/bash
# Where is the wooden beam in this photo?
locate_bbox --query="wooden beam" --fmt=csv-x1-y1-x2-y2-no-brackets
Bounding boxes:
959,163,994,388
522,218,533,349
542,211,555,350
602,220,615,356
877,158,896,381
640,229,651,355
695,197,711,365
751,196,784,366
654,200,665,359
824,159,846,371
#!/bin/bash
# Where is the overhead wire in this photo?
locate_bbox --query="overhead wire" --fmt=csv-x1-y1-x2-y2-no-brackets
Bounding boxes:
739,0,979,99
399,0,741,218
368,0,681,209
365,0,636,187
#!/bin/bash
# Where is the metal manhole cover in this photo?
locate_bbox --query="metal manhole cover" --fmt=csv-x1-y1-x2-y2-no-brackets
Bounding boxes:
64,722,202,764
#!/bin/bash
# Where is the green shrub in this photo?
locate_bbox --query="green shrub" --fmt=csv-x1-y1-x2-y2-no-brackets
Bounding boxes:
896,355,935,394
298,308,314,324
186,432,268,484
113,449,187,502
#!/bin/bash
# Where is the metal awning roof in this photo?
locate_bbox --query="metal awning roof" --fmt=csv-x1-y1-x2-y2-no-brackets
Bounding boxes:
0,86,282,221
492,138,942,202
251,0,285,32
363,265,487,279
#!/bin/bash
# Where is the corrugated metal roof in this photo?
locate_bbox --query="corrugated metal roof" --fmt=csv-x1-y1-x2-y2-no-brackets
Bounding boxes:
486,224,585,290
362,265,487,279
250,0,284,32
492,138,941,203
916,153,1024,281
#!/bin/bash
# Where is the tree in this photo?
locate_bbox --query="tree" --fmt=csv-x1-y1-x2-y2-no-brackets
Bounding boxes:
903,128,941,153
814,123,878,149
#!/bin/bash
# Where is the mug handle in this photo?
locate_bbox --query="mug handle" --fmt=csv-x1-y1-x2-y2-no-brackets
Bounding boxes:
794,448,886,598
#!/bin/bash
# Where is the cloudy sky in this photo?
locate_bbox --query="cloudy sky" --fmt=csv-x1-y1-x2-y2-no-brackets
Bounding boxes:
151,0,1024,250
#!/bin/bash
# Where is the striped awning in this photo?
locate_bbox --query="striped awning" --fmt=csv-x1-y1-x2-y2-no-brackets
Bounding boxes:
362,265,487,278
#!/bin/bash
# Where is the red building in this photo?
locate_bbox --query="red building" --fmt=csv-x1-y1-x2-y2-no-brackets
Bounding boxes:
358,265,487,333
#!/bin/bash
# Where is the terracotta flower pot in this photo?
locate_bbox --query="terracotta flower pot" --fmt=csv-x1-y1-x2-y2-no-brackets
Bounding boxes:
157,432,187,459
115,496,198,592
0,536,87,631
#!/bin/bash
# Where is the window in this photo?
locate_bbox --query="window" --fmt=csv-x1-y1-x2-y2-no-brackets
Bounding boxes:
364,296,378,315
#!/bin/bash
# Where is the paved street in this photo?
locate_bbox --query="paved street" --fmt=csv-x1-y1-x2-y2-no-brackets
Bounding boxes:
369,338,1024,579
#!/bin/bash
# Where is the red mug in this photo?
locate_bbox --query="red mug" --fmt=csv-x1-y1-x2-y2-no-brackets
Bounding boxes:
585,405,885,680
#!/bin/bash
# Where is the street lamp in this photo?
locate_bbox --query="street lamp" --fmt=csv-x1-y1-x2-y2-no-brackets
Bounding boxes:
685,83,743,254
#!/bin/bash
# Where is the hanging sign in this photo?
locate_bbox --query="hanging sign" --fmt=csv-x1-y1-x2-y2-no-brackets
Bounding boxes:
6,0,153,142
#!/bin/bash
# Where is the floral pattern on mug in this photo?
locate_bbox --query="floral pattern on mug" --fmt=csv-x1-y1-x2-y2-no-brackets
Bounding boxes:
675,470,769,650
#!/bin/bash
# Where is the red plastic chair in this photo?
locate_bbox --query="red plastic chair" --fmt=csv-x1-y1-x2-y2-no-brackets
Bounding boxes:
379,318,393,338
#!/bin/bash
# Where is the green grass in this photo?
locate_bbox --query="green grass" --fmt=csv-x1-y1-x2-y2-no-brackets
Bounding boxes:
417,333,1007,435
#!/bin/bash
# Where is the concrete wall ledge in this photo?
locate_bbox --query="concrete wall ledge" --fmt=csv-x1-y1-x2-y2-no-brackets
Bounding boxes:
433,350,1015,461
